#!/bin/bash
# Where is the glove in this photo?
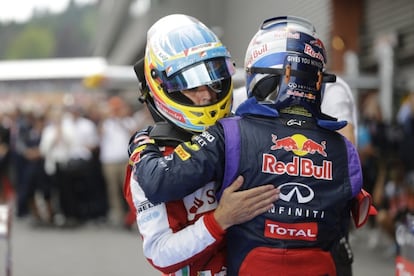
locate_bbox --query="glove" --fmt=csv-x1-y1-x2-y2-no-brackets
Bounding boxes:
128,126,155,164
350,188,377,228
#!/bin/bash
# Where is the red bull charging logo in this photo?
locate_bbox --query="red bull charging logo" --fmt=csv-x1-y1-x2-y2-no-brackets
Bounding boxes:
271,134,327,157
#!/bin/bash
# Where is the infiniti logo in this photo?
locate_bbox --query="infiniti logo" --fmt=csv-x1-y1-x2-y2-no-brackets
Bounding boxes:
279,183,314,203
288,82,297,89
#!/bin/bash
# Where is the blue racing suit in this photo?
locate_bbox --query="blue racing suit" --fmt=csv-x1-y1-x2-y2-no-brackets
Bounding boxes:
134,98,363,275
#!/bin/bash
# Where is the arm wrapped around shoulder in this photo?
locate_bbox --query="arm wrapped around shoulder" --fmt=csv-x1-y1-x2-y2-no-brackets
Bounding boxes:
128,126,156,164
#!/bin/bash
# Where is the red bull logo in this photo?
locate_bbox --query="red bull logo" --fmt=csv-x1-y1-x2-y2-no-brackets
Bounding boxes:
304,43,325,64
245,44,268,67
302,139,327,157
265,134,332,180
271,135,298,151
262,155,332,180
310,39,325,50
271,134,327,157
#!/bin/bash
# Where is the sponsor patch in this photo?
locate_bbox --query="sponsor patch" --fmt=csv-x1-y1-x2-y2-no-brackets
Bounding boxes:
264,220,318,241
138,210,160,225
175,144,191,161
262,155,332,180
137,200,156,214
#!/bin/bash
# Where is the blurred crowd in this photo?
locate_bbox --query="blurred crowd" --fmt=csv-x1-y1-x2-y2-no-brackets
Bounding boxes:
356,90,414,257
0,93,153,229
0,89,414,246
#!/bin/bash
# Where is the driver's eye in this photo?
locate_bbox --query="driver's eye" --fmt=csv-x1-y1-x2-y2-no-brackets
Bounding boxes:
187,87,199,92
207,80,222,93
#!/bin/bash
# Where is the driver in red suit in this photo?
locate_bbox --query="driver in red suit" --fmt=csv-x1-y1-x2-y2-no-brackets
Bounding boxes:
123,14,279,276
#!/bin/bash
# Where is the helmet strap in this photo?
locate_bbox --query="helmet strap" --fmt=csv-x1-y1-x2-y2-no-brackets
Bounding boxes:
150,121,193,146
284,64,291,84
316,71,323,90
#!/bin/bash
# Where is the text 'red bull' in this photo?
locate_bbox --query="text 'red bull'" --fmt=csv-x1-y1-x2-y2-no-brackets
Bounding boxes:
262,155,332,180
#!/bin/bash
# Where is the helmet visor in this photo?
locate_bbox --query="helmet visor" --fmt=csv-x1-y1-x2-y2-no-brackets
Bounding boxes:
163,58,235,93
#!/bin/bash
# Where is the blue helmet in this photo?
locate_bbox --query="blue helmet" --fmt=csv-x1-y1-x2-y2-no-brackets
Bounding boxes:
244,16,336,119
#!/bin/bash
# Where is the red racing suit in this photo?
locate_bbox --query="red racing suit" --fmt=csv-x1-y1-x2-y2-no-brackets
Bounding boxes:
124,124,227,276
133,99,363,275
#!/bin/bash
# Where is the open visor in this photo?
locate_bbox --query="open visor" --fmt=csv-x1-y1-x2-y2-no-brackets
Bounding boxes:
162,58,235,93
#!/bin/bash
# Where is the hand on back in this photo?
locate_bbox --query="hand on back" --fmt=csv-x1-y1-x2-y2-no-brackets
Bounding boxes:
214,176,279,230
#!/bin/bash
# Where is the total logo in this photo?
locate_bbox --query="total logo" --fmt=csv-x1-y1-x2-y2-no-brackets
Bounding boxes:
265,220,318,241
271,134,327,157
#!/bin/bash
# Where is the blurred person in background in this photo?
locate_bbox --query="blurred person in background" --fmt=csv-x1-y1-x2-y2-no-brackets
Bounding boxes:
374,160,412,242
372,91,414,255
40,104,100,226
397,92,414,174
62,104,101,223
19,110,54,226
357,91,388,234
322,77,361,276
4,102,38,201
322,77,357,145
125,14,279,275
99,96,138,228
356,90,409,253
0,110,13,203
357,91,387,196
132,16,364,275
82,100,109,224
11,106,32,218
40,106,71,226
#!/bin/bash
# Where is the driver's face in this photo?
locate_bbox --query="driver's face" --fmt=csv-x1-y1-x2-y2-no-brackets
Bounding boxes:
181,85,218,105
